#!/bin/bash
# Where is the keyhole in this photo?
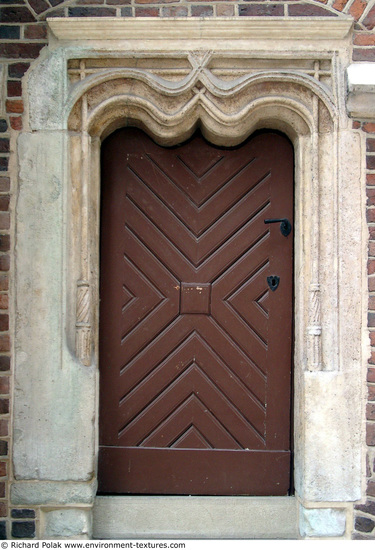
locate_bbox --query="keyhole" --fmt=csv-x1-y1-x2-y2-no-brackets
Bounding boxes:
267,275,280,291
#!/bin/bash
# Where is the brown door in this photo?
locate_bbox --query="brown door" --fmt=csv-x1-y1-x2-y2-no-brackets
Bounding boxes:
98,128,294,496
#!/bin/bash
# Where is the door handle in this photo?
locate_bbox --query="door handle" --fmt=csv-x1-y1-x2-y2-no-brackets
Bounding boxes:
264,218,292,237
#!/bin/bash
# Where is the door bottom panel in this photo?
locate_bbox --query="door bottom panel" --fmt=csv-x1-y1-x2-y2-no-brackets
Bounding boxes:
98,447,291,495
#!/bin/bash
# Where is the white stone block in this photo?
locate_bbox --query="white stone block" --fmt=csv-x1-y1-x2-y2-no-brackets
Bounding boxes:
43,508,92,539
300,506,347,538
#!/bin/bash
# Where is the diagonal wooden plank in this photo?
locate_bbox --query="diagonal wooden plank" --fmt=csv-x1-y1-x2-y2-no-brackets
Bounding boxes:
140,394,240,449
119,330,266,433
119,365,266,449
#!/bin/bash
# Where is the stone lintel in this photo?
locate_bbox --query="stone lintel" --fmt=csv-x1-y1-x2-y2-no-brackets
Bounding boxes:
48,16,353,43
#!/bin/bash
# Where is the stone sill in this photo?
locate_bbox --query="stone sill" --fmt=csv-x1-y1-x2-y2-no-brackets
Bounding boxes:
47,16,353,42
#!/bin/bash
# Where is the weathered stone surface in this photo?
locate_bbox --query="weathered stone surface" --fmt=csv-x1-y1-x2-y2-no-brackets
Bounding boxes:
11,481,97,505
94,496,298,539
13,131,96,483
300,507,347,537
42,508,91,539
27,50,67,131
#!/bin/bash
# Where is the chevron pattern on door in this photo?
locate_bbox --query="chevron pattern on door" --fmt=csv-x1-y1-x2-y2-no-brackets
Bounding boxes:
99,128,294,495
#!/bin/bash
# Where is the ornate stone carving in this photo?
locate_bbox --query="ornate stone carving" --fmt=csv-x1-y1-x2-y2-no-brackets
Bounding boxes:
69,51,337,370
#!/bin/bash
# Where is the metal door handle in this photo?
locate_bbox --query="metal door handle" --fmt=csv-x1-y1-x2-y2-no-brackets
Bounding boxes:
264,218,292,237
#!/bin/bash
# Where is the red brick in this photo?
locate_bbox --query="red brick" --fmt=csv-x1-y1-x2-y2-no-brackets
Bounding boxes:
368,156,375,170
353,48,375,62
364,123,375,134
0,483,5,499
76,0,105,4
0,502,7,518
368,311,375,325
368,189,375,207
0,316,8,333
0,336,10,353
289,4,336,16
162,5,188,15
24,24,48,40
6,100,23,115
354,33,375,46
0,198,10,213
0,157,9,172
367,480,375,497
29,0,51,13
0,399,9,415
68,7,116,16
0,420,7,438
0,462,6,478
369,350,375,363
356,500,375,515
7,81,22,98
367,209,375,223
369,331,375,345
333,0,348,11
352,120,361,129
135,0,174,3
368,139,375,153
367,422,375,445
363,5,375,30
240,4,283,16
349,0,367,21
368,259,375,274
0,43,45,60
0,141,9,155
0,256,10,272
0,357,10,372
366,452,371,476
369,385,375,401
0,236,10,253
0,179,9,193
106,0,131,3
369,296,375,310
216,4,235,16
134,6,160,15
10,117,23,131
0,296,9,311
0,277,9,293
368,277,375,292
0,214,10,231
0,7,35,23
8,63,30,79
0,377,9,396
191,5,214,15
367,401,375,419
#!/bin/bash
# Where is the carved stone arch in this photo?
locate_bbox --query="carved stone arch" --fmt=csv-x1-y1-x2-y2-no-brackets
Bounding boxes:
68,62,332,373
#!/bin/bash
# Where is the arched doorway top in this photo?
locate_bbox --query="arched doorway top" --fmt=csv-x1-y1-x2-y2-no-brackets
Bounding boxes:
67,59,336,145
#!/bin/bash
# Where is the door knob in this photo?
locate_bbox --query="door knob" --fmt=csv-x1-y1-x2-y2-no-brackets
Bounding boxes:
264,218,292,237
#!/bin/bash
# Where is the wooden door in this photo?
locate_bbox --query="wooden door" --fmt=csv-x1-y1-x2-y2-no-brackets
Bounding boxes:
98,128,294,496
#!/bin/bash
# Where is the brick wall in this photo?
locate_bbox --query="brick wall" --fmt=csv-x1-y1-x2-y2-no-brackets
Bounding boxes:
1,0,375,540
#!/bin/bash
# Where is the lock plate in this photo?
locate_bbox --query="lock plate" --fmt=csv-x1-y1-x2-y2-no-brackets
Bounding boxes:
267,275,280,291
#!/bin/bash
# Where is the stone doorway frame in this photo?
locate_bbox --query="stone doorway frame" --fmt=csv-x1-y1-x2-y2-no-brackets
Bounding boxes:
11,17,367,538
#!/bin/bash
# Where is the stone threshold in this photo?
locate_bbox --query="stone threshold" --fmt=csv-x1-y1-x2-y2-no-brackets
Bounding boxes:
93,495,298,539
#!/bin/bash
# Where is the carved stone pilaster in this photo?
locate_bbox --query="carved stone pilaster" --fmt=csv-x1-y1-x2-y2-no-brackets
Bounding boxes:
308,283,322,371
76,280,91,366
